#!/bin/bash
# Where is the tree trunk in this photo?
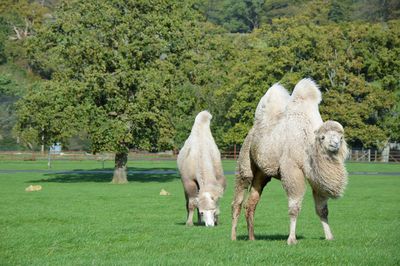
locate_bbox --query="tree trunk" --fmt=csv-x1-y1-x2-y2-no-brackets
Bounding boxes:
112,152,128,184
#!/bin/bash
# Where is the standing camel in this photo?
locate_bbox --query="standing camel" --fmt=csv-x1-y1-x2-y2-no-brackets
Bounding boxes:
231,79,348,244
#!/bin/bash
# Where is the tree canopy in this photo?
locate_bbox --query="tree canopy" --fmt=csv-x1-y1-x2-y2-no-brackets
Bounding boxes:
14,0,201,182
197,0,400,33
214,19,400,149
0,0,398,162
19,0,201,149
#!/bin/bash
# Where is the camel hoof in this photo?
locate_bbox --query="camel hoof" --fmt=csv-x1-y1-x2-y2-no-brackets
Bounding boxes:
287,237,298,245
326,236,334,241
185,222,193,227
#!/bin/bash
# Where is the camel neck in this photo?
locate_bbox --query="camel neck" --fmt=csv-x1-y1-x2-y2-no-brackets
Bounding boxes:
308,146,348,199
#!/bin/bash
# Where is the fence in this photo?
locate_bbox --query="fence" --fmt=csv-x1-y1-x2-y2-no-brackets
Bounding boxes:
350,149,400,163
0,151,176,162
221,146,400,163
0,148,399,163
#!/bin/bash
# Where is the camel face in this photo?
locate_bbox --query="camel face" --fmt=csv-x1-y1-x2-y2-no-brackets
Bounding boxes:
198,192,219,227
320,131,343,152
200,210,217,227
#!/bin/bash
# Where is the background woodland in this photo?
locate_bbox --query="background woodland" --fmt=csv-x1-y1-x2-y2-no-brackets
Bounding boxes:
0,0,399,152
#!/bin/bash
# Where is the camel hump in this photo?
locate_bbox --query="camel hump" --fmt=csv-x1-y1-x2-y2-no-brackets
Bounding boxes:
194,110,212,125
291,78,322,104
255,83,290,122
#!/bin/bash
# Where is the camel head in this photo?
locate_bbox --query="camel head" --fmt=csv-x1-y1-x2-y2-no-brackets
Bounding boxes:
197,190,221,227
316,120,348,159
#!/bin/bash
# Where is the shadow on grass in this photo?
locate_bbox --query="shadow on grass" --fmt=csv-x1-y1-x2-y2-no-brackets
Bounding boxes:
236,234,304,241
175,222,207,227
28,167,180,183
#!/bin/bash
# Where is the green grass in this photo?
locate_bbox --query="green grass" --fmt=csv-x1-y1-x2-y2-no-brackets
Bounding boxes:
0,160,399,265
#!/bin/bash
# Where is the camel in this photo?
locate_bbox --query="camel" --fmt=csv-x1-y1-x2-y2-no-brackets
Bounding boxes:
177,111,226,227
231,78,348,244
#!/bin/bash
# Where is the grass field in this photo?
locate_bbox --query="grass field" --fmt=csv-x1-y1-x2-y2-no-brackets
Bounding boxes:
1,160,399,265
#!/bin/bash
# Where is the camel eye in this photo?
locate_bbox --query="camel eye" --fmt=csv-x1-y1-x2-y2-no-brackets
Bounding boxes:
321,135,325,140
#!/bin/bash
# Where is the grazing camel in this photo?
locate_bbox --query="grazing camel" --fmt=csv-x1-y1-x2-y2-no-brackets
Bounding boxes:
178,111,226,226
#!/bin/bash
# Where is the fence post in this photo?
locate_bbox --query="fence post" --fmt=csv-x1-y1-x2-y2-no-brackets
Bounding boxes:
233,144,237,160
368,149,371,162
382,145,390,162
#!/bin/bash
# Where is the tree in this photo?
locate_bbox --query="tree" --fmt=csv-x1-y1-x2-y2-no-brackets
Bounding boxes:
196,0,400,33
211,17,400,149
0,17,8,64
196,0,265,33
353,0,400,22
0,0,52,41
0,1,59,150
16,0,200,183
222,0,265,32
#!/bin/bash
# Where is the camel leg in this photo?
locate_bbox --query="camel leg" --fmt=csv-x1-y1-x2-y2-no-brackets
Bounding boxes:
245,172,270,241
185,195,197,226
182,180,198,226
197,208,202,225
281,165,306,245
286,196,303,245
231,177,247,240
313,191,334,240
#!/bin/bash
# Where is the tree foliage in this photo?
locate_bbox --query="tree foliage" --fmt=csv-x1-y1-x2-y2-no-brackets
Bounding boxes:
5,0,400,154
18,0,200,154
197,0,400,33
0,17,8,64
209,18,400,149
0,0,57,150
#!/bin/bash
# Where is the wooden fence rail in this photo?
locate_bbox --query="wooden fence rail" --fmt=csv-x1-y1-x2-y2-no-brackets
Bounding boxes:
0,148,399,163
350,149,400,162
221,148,400,163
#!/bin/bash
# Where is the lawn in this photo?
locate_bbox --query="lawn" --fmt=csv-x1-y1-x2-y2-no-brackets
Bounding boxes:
0,160,399,265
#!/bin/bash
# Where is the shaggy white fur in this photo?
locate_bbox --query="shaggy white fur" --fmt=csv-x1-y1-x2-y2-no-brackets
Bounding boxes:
307,120,349,198
231,78,348,244
177,111,226,227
